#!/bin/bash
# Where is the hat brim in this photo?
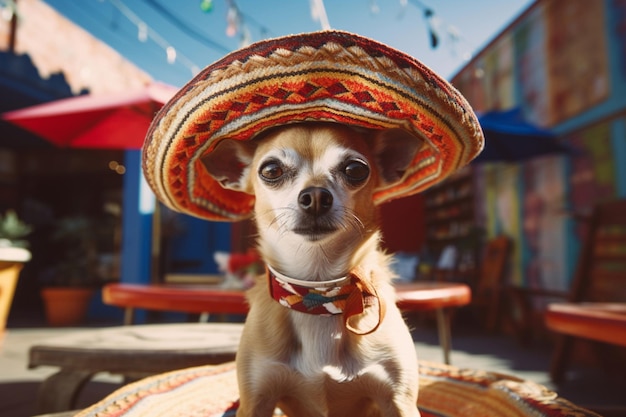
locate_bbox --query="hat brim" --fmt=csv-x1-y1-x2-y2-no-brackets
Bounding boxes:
143,30,483,221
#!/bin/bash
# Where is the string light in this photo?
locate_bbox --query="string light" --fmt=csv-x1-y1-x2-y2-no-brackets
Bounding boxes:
166,46,176,64
137,21,148,42
225,0,258,48
81,0,470,81
105,0,201,76
226,0,239,37
199,0,213,13
144,0,230,54
369,0,380,15
404,0,472,60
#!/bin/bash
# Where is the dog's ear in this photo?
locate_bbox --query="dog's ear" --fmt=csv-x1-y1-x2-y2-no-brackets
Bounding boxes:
373,128,422,185
202,139,256,191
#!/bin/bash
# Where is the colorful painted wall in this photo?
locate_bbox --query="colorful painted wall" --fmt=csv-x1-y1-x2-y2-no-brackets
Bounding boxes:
451,0,626,290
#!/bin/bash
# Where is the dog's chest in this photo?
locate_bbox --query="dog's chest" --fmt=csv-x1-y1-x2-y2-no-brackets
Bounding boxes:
288,314,374,382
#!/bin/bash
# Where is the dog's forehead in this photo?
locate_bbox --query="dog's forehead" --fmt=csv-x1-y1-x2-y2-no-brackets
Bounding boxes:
255,124,371,163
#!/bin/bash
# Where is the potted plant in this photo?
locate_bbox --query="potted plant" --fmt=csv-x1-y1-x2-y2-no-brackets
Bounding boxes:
39,215,101,326
0,210,32,249
0,210,32,339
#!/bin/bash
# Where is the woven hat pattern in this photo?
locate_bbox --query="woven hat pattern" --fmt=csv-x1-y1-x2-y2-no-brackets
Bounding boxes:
143,31,483,221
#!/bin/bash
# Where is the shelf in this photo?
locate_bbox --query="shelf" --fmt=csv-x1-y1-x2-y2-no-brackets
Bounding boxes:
425,194,474,210
423,166,476,257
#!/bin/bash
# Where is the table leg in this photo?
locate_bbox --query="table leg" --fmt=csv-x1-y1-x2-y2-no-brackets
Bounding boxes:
436,308,451,365
123,307,135,325
36,369,94,414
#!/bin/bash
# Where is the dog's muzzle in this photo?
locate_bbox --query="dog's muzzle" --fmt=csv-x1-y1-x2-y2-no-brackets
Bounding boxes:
298,187,333,216
294,187,338,239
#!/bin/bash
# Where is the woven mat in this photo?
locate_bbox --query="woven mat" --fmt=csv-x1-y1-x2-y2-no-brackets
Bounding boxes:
74,361,599,417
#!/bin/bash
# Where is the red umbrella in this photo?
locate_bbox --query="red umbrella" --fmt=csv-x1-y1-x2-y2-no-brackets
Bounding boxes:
1,82,177,149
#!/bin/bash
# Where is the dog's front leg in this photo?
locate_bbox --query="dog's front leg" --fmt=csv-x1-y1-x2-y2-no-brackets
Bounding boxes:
235,365,281,417
383,391,421,417
235,397,277,417
237,362,327,417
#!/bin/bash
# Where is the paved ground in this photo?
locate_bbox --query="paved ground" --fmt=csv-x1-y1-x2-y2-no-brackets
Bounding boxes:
1,318,625,417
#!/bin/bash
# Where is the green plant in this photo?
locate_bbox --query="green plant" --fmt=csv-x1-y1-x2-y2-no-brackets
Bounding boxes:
0,210,32,248
41,216,100,287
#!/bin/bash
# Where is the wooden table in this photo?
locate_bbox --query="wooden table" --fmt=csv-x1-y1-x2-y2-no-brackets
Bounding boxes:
103,283,249,324
545,302,626,347
104,281,471,364
396,282,471,364
31,282,470,414
28,322,244,414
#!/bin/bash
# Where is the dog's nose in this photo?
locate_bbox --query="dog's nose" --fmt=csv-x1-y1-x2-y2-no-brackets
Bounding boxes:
298,187,333,215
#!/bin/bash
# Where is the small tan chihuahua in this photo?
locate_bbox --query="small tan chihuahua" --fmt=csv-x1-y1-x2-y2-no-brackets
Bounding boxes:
204,122,422,417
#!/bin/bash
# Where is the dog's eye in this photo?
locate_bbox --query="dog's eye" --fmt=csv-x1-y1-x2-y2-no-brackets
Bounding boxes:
343,160,369,184
259,161,284,181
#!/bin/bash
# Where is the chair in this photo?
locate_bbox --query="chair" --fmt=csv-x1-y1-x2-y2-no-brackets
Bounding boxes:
425,244,464,282
470,235,512,332
544,199,626,382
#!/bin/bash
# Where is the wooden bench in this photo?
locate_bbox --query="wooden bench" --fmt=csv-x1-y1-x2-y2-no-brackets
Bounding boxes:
543,199,626,382
28,322,243,414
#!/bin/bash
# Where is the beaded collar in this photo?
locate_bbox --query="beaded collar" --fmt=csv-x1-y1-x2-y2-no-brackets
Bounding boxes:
267,265,385,335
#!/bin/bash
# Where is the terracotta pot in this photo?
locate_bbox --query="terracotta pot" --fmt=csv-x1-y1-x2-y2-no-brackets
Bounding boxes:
0,261,24,341
41,287,95,326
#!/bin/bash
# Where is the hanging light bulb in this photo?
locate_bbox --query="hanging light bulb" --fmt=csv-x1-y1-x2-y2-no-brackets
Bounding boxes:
447,25,460,43
226,3,239,37
200,0,213,13
446,25,462,57
137,21,148,42
397,0,408,20
166,46,177,64
240,25,252,47
369,0,380,14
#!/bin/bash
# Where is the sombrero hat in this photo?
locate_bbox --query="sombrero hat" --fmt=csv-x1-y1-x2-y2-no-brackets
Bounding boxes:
143,30,484,222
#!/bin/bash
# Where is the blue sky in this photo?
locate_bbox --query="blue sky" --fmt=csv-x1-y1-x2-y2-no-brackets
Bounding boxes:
43,0,535,87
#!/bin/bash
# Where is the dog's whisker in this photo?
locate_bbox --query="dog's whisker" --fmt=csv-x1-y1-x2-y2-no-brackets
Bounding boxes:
260,208,295,238
343,207,365,230
337,207,367,241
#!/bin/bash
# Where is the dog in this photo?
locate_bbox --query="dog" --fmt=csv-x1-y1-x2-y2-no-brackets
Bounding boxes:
204,122,422,417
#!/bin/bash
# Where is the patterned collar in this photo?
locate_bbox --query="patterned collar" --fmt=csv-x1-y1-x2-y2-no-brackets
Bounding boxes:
267,265,385,335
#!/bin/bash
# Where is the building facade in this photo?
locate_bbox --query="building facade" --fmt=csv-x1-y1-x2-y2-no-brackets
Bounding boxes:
451,0,626,289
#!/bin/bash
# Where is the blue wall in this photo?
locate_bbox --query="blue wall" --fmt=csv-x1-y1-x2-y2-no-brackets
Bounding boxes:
121,150,153,285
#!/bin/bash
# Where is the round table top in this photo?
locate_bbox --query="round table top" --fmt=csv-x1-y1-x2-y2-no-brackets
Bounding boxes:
395,282,472,311
545,302,626,348
29,323,244,373
103,283,250,314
